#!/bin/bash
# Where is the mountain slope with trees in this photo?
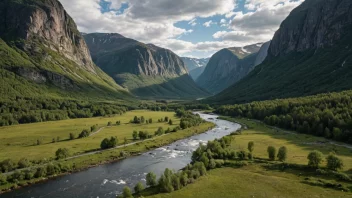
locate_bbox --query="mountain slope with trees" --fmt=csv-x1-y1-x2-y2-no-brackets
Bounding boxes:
210,0,352,104
196,43,269,94
84,33,210,99
0,0,131,101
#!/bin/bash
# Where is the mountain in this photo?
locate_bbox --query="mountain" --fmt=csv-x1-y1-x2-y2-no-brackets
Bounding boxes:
189,66,206,81
0,0,130,101
210,0,352,104
196,43,269,94
83,33,210,99
181,57,210,72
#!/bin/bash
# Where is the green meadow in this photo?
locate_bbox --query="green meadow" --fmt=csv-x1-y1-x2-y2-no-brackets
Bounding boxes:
0,110,179,161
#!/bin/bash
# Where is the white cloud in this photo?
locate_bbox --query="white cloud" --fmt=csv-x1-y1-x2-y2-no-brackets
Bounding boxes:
203,20,216,27
188,18,197,26
58,0,302,58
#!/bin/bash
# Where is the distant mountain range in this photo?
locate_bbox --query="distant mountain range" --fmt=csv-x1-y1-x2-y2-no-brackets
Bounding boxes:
0,0,131,101
83,33,210,99
181,57,210,71
210,0,352,104
196,42,270,94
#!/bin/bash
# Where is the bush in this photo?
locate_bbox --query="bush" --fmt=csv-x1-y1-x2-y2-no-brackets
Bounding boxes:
132,130,138,140
164,116,169,122
171,174,181,190
326,153,344,171
248,141,254,153
18,158,30,168
46,164,61,176
90,125,97,132
0,173,7,185
0,159,16,172
209,159,217,169
134,182,144,194
238,150,247,160
122,186,133,198
69,133,75,140
277,146,288,162
34,167,47,178
55,148,70,160
78,129,90,138
267,146,276,161
107,121,112,126
146,172,157,186
307,150,324,168
168,119,173,125
7,171,24,183
24,169,35,180
100,137,118,149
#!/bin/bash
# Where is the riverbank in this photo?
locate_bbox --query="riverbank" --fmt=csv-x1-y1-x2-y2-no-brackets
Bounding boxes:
0,122,215,194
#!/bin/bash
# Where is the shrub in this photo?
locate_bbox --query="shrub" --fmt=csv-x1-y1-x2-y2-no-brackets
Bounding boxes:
69,133,75,140
209,159,217,169
55,148,70,160
267,146,276,161
248,141,254,153
146,172,157,186
78,129,90,138
24,169,35,180
107,121,112,126
326,153,344,171
149,118,153,123
46,164,60,176
134,182,144,194
34,167,47,178
307,150,323,168
132,130,138,140
7,171,24,183
171,174,181,190
238,150,247,160
0,159,16,172
168,119,173,125
100,137,118,149
277,146,288,162
122,186,133,198
164,116,169,122
18,158,30,168
0,173,7,185
90,125,97,132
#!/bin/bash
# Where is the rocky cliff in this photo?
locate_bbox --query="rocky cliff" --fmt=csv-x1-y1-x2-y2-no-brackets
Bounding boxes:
196,43,268,94
181,57,210,72
83,33,209,99
210,0,352,104
0,0,130,100
269,0,352,57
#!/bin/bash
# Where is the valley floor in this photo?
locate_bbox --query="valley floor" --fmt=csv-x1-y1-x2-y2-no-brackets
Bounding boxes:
145,116,352,198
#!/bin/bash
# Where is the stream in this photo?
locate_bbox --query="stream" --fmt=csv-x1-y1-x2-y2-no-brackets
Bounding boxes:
1,112,240,198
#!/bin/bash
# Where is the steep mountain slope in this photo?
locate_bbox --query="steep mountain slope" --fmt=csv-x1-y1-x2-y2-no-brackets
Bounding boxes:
84,33,210,99
181,57,210,72
189,66,206,81
210,0,352,104
0,0,130,101
197,43,269,94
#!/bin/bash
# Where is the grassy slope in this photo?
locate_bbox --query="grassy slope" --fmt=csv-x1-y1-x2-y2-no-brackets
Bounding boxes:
209,33,352,104
0,110,179,161
148,166,350,198
116,74,210,100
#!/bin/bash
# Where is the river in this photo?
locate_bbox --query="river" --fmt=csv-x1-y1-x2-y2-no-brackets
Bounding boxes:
1,112,240,198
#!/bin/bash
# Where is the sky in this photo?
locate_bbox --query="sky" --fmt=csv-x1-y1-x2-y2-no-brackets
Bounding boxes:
59,0,303,58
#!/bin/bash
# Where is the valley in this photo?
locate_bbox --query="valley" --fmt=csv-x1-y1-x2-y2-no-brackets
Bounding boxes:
1,0,352,197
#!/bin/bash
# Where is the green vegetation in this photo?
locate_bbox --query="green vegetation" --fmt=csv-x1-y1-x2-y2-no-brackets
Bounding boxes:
140,116,352,198
209,32,352,104
216,90,352,143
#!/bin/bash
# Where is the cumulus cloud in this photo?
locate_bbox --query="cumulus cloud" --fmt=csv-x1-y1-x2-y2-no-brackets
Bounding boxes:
213,0,303,47
58,0,302,58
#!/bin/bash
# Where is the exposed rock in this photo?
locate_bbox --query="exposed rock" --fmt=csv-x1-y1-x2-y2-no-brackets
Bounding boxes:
269,0,352,57
0,0,95,73
181,57,210,72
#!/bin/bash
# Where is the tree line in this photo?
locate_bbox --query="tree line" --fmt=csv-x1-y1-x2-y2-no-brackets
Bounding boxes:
0,97,129,126
216,91,352,143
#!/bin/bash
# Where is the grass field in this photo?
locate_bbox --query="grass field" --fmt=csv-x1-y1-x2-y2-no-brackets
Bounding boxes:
144,117,352,198
147,166,351,198
0,110,180,161
226,118,352,171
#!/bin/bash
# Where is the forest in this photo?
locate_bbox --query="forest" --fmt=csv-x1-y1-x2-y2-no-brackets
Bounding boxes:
216,91,352,143
0,97,129,126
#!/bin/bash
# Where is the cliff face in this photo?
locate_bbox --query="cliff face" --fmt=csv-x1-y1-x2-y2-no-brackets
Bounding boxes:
196,43,268,94
84,33,188,77
269,0,352,57
0,0,95,73
181,57,210,72
209,0,352,104
0,0,129,100
83,33,209,99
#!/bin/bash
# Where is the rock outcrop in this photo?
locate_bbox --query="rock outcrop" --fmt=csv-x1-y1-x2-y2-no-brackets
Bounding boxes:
181,57,210,72
83,33,209,99
196,43,269,94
